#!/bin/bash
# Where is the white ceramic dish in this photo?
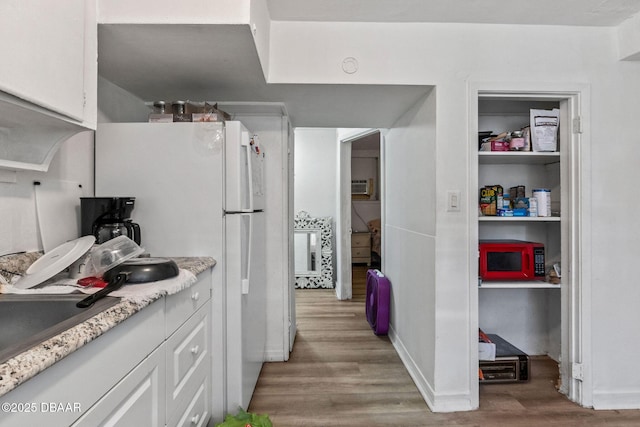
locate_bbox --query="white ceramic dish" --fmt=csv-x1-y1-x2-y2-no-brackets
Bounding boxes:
13,236,96,289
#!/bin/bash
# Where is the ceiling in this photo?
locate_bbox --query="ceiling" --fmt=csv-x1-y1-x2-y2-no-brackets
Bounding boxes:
98,24,432,128
98,1,640,128
267,0,640,26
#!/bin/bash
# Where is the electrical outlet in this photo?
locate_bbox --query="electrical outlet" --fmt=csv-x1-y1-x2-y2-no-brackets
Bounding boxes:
447,191,461,212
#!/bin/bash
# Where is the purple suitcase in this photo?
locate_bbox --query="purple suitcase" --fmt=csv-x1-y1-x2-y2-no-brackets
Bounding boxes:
366,269,390,335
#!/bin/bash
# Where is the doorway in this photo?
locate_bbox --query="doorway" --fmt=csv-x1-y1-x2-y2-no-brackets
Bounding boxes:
348,131,382,301
292,128,383,301
336,129,383,300
469,84,590,408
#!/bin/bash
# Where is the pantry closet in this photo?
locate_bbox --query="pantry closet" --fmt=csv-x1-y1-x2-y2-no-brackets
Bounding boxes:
468,84,590,405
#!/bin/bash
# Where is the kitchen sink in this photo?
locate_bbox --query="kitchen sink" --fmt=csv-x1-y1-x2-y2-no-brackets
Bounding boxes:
0,294,121,365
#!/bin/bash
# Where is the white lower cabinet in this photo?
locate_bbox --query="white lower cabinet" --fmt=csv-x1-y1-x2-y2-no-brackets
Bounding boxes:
166,304,210,427
74,271,213,427
73,299,212,427
72,344,166,427
0,268,214,427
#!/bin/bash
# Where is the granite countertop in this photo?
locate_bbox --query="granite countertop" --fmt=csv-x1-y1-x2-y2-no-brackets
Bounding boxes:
0,254,216,397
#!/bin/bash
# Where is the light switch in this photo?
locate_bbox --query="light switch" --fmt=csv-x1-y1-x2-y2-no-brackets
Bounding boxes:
447,190,461,212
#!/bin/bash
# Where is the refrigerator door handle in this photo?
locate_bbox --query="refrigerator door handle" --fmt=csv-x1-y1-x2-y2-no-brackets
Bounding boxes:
242,132,254,212
241,213,253,295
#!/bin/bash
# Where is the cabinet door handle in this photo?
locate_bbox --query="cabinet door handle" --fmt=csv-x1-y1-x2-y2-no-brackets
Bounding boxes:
191,345,200,355
191,291,200,301
191,413,201,425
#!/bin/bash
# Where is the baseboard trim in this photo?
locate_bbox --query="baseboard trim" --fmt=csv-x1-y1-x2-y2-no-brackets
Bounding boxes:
388,324,474,413
264,349,286,362
592,390,640,410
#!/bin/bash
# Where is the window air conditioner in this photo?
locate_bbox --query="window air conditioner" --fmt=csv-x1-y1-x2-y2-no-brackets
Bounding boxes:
351,179,372,197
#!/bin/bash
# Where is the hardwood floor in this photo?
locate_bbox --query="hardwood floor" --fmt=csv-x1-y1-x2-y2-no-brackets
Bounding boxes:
248,270,640,426
351,264,369,301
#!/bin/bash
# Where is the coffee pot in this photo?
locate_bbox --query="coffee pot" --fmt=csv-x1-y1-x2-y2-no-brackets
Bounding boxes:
93,220,141,245
81,197,142,245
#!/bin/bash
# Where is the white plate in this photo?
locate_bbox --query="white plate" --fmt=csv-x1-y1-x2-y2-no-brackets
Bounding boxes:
14,236,96,289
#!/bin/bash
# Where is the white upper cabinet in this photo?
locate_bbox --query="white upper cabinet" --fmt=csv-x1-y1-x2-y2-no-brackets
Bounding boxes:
0,0,87,121
0,0,96,171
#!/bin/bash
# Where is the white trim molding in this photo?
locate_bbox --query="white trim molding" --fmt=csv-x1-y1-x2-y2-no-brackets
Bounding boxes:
389,324,474,413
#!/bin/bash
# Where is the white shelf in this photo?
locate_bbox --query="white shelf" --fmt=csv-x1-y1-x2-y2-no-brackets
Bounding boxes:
478,151,559,165
479,281,560,289
479,216,561,222
476,92,569,378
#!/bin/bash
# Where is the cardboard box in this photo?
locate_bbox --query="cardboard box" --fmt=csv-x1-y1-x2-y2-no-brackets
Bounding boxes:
479,185,503,216
479,342,497,361
479,186,497,216
148,114,173,123
192,112,224,122
491,140,509,151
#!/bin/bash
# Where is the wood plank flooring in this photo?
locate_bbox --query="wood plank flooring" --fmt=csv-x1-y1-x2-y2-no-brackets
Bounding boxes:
249,268,640,426
351,264,368,302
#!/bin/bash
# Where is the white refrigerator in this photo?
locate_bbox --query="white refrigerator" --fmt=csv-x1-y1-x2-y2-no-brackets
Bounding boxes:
95,121,267,415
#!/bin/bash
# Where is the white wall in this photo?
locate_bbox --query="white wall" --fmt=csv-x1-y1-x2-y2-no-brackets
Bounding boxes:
267,20,640,410
293,128,339,220
0,132,95,255
249,0,272,78
617,13,640,60
97,0,250,24
293,128,339,289
588,64,640,409
383,90,438,407
351,200,380,233
97,77,149,123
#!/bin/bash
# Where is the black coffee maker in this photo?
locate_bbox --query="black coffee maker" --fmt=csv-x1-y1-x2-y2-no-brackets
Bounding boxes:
80,197,142,245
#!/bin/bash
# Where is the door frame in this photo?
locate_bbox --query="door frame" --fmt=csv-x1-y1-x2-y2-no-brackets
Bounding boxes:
336,128,383,300
467,82,591,408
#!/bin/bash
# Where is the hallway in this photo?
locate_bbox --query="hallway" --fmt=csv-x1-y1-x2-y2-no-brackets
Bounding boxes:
249,288,431,425
248,287,640,426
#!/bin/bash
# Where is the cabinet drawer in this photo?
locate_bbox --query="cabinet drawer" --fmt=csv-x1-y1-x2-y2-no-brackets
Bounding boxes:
352,247,371,258
166,269,211,337
167,377,210,427
72,344,165,427
166,303,210,419
351,233,371,247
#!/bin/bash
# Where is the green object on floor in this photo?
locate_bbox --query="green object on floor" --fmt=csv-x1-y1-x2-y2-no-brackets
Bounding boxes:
215,408,273,427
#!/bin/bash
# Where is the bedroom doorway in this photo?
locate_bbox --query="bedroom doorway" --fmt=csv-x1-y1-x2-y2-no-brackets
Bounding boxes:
337,129,383,301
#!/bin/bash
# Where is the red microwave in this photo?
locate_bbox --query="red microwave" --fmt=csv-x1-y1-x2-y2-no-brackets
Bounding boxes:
479,240,545,281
